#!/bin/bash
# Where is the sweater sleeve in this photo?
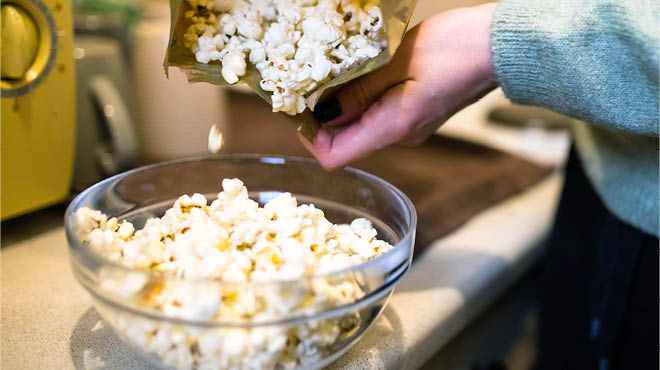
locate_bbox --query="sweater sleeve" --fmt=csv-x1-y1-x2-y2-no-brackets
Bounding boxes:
491,0,659,137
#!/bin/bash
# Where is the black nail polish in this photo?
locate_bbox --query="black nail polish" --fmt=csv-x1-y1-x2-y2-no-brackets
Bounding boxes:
313,97,342,123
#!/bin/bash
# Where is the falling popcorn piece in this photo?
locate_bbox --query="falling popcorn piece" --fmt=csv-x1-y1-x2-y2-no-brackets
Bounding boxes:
208,124,224,153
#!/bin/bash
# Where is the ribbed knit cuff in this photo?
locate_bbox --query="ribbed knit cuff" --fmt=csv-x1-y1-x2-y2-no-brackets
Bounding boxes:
491,0,556,107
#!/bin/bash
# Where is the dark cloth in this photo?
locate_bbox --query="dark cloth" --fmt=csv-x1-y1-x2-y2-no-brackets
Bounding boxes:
226,94,552,254
351,136,552,255
537,148,659,370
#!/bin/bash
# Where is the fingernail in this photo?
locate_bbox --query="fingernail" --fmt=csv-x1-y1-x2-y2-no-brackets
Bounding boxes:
313,97,342,123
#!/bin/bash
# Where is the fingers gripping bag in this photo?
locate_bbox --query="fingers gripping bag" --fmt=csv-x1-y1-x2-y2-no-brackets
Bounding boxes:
164,0,418,140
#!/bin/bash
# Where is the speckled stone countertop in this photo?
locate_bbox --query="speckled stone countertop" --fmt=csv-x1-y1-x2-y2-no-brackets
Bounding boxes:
1,171,562,370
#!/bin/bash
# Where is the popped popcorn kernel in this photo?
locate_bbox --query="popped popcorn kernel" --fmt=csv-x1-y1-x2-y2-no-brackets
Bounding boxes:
208,124,225,153
117,221,135,240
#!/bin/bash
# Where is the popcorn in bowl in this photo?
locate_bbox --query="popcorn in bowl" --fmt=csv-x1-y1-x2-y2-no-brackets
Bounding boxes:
76,178,394,369
181,0,387,115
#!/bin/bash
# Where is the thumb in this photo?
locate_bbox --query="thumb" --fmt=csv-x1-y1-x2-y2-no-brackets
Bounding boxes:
302,80,426,171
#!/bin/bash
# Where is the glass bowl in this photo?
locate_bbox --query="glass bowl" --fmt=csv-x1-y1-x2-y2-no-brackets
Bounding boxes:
65,155,416,370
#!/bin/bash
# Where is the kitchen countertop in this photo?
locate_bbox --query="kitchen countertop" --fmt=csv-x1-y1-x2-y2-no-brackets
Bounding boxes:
3,70,572,369
1,170,562,370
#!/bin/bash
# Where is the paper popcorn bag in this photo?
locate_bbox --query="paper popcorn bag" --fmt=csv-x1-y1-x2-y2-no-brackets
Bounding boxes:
164,0,418,140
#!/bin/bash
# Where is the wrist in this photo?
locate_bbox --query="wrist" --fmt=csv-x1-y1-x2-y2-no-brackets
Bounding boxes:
431,2,498,113
471,2,499,97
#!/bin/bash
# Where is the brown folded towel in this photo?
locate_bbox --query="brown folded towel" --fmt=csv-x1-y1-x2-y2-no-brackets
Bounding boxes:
353,136,553,254
226,94,552,255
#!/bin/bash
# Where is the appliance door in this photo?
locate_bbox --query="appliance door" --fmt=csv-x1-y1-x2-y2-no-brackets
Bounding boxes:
72,36,137,192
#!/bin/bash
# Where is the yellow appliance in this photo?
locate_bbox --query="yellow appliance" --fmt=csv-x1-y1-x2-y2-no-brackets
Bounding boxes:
1,0,75,220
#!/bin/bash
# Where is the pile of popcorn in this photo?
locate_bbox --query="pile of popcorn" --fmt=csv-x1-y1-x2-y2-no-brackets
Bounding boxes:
182,0,387,115
76,178,393,369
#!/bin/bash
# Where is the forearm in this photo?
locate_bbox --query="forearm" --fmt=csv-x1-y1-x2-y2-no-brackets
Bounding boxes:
492,0,659,137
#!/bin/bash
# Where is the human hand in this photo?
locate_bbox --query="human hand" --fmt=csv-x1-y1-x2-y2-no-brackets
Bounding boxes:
299,3,499,170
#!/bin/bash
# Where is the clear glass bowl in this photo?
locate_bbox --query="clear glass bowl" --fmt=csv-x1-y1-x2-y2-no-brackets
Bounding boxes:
65,155,416,370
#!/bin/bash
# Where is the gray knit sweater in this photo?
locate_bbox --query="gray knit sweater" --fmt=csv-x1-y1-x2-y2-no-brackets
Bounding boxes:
491,0,659,236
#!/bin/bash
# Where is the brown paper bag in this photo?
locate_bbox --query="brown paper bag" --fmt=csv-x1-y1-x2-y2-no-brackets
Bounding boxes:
164,0,418,140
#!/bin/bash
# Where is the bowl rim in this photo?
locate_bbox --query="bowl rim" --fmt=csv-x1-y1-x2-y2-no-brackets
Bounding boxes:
65,154,417,285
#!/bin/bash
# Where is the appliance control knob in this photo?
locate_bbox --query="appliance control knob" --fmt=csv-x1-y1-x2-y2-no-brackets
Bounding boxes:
1,4,39,80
